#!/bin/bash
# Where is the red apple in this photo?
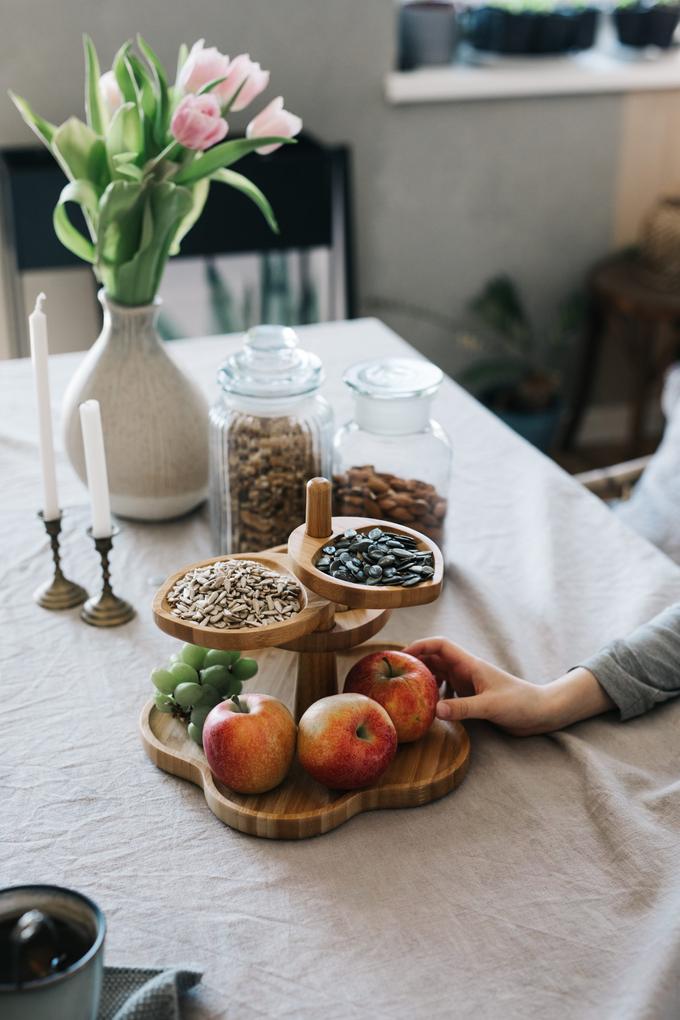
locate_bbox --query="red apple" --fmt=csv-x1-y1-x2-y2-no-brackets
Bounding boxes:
297,693,397,790
343,650,438,743
203,693,296,794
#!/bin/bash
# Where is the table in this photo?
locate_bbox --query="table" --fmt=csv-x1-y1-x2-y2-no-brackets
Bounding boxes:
3,318,680,1020
562,254,680,455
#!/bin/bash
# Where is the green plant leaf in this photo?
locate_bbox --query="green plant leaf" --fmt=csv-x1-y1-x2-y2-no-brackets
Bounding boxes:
137,35,169,147
212,168,279,233
52,117,108,191
174,136,295,186
115,163,144,180
96,180,146,266
175,43,189,87
127,53,156,141
53,180,97,263
9,92,57,148
106,102,143,169
113,42,136,104
196,76,228,96
169,177,210,255
99,180,193,305
83,35,106,136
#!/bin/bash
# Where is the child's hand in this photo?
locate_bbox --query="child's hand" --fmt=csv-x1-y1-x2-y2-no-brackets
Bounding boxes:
403,637,554,736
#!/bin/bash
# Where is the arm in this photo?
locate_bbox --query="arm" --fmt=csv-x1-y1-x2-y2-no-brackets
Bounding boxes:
403,601,680,736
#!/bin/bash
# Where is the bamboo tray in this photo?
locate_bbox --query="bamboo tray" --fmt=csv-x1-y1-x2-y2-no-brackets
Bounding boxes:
139,644,471,840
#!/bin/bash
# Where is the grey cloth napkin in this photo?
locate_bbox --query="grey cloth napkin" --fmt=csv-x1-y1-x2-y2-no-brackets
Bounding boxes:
99,966,202,1020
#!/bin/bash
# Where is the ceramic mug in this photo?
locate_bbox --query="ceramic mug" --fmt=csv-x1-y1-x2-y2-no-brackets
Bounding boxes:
0,885,105,1020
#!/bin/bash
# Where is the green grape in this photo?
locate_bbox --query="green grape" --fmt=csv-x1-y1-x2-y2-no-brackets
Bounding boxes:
151,668,178,695
169,661,199,685
197,684,221,708
231,657,258,682
203,649,240,668
200,660,230,685
178,643,208,670
190,705,212,729
154,691,175,714
187,722,203,746
174,681,204,708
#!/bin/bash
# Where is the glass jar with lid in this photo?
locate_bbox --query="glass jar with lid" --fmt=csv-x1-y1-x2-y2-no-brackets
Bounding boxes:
210,325,333,554
333,357,451,549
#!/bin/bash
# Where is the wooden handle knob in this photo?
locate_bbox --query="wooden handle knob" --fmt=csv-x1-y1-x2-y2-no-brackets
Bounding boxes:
305,477,333,539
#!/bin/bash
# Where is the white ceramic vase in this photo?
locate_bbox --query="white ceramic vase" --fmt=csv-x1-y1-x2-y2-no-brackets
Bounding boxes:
62,291,209,521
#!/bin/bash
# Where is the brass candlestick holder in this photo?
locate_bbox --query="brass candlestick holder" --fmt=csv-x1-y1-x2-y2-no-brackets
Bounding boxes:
34,512,88,610
81,525,135,627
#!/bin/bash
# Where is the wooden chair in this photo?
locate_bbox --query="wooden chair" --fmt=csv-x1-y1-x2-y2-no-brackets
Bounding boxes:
575,455,651,502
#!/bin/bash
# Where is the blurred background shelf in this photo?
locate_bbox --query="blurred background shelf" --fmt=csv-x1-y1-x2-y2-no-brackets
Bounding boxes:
385,48,680,104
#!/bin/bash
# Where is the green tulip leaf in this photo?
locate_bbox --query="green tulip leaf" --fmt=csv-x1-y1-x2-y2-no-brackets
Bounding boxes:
113,42,136,104
83,35,106,136
173,136,295,186
53,180,97,263
98,181,192,305
211,168,279,233
106,102,143,167
96,180,146,266
137,35,169,146
9,92,57,148
169,177,209,255
52,117,108,192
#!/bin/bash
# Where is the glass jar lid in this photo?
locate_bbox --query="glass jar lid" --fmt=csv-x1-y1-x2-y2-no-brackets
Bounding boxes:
217,325,323,399
343,357,443,401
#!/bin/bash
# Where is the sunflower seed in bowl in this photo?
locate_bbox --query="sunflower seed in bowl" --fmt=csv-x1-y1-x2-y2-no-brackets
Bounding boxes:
166,559,303,629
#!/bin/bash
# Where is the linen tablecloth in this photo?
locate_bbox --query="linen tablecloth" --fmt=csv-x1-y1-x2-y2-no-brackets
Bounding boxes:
2,318,680,1020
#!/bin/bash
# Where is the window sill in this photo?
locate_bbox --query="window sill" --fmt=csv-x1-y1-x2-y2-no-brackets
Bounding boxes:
385,46,680,104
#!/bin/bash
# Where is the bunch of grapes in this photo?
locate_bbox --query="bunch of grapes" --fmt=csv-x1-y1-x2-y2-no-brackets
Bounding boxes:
151,643,258,746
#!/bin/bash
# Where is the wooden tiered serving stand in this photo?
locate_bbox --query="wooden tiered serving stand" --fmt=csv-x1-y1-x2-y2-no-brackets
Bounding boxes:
140,479,470,838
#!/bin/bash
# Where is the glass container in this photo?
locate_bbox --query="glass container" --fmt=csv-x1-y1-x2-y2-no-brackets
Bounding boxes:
210,325,333,554
333,357,451,548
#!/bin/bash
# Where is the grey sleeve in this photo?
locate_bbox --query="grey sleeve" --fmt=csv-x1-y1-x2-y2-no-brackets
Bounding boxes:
579,601,680,721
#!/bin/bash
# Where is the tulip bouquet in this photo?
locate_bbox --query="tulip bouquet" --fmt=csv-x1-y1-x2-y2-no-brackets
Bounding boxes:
10,36,301,306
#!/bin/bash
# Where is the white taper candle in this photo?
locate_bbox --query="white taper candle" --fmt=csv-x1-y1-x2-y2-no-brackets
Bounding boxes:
79,400,112,538
29,293,60,520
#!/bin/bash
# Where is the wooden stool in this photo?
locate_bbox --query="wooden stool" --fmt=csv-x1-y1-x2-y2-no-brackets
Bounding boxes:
562,254,680,455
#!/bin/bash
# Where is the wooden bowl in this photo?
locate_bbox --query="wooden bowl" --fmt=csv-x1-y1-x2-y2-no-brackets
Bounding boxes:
287,516,444,610
152,551,333,651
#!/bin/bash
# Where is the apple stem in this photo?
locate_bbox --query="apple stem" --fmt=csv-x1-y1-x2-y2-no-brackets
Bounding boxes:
383,656,394,679
230,694,247,713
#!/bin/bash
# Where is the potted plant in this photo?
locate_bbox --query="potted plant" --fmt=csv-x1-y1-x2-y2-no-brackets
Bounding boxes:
465,0,600,55
455,276,582,452
11,36,301,521
613,0,680,48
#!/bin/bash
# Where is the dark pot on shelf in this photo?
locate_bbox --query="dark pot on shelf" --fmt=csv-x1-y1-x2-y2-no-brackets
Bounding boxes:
398,1,459,69
534,11,573,52
465,7,534,53
613,4,680,48
466,6,599,54
571,8,600,49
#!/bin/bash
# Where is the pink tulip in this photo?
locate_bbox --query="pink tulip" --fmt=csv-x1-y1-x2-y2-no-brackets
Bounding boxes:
219,54,270,111
246,96,302,155
171,94,228,150
99,71,123,116
177,39,230,97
